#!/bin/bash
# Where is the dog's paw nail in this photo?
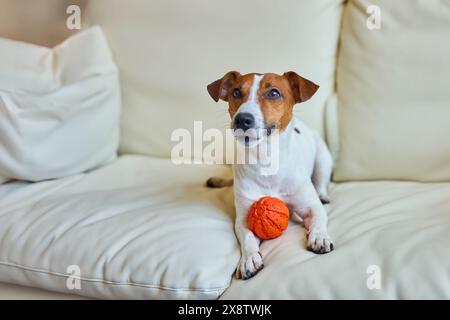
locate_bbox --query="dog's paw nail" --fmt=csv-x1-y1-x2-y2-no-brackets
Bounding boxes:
307,230,334,254
236,251,264,280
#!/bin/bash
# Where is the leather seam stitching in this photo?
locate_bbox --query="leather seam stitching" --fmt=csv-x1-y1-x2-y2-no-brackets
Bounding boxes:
0,260,226,294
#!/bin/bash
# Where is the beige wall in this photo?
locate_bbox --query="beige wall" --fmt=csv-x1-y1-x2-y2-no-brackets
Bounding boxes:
0,0,86,47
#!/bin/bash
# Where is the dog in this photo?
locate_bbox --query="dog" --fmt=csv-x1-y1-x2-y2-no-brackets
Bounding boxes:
206,71,334,280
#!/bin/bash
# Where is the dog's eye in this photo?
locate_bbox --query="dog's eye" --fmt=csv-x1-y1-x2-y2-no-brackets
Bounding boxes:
265,88,282,99
232,88,242,99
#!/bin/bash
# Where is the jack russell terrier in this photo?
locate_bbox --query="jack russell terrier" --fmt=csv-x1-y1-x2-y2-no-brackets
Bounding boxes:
206,71,333,280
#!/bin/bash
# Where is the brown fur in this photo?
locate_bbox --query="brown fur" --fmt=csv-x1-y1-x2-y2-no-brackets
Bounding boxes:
207,71,319,133
206,177,234,188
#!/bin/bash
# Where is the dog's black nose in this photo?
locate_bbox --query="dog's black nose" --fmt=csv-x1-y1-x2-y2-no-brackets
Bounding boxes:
234,113,255,131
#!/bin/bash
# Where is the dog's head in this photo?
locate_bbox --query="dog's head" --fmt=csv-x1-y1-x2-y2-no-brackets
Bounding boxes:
207,71,319,146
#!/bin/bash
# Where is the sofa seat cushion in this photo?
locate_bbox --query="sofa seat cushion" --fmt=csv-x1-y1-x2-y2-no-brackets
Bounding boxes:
220,181,450,299
0,155,239,299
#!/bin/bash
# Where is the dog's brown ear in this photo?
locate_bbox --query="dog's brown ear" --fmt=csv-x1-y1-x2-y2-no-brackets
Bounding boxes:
283,71,319,103
207,71,240,102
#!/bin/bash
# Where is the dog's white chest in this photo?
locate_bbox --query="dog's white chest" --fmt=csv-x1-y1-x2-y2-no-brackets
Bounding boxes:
233,117,317,202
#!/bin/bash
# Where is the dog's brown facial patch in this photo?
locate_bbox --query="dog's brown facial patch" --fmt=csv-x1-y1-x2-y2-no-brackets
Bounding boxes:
256,73,296,132
226,73,259,119
207,71,319,133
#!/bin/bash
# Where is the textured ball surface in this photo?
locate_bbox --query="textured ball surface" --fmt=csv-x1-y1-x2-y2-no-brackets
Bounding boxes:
247,197,290,240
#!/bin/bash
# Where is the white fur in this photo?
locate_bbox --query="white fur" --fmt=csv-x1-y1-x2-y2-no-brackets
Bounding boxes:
232,75,264,145
232,75,333,280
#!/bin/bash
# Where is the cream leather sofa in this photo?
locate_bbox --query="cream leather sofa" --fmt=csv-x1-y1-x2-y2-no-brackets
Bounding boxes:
0,0,449,299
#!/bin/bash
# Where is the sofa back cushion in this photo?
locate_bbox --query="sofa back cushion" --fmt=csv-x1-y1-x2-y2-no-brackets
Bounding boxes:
86,0,343,159
334,0,450,181
0,27,121,183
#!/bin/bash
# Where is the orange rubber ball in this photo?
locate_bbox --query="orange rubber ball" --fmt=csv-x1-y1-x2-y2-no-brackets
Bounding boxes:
247,196,290,240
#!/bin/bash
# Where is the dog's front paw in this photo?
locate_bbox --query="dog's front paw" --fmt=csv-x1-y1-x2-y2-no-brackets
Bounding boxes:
307,228,334,254
235,251,264,280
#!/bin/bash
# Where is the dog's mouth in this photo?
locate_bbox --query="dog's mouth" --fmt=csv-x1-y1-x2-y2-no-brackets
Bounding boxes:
233,124,276,147
234,131,261,147
265,124,276,136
